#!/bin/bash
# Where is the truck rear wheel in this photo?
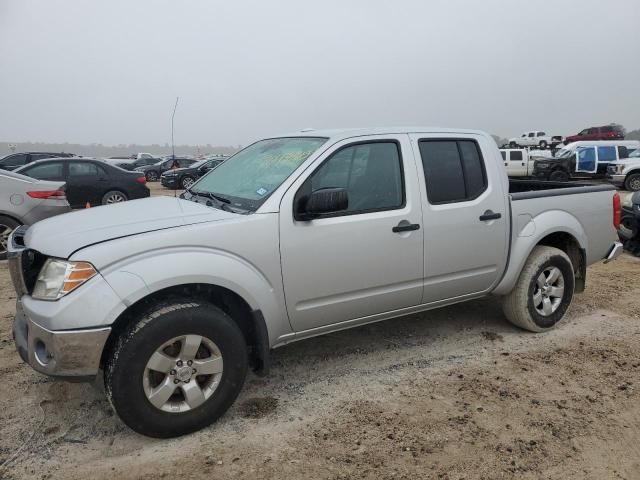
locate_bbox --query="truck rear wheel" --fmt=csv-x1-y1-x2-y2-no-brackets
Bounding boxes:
502,246,575,332
624,173,640,192
104,300,248,438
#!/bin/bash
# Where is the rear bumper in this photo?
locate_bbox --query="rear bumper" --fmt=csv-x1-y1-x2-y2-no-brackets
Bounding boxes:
22,203,71,225
603,241,624,263
13,299,111,378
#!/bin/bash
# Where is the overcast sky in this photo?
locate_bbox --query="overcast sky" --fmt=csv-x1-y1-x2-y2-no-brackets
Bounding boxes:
1,0,639,146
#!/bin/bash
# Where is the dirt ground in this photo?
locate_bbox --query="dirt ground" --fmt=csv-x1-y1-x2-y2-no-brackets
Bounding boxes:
1,186,639,479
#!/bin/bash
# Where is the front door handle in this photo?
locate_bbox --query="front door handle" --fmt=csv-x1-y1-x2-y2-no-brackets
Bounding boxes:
392,222,420,233
479,210,501,221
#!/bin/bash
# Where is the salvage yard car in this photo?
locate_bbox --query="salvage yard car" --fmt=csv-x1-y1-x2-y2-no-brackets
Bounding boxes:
532,140,640,182
607,148,640,192
0,169,70,259
507,131,563,149
160,157,225,190
7,127,623,438
15,157,150,207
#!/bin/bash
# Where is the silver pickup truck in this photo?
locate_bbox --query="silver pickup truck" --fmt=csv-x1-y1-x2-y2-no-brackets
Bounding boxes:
8,127,623,437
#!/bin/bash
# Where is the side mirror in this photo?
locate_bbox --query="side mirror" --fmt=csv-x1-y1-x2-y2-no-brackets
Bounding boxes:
297,187,348,220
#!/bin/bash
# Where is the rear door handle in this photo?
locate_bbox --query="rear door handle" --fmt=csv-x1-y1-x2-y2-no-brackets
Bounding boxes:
479,210,501,221
392,222,420,233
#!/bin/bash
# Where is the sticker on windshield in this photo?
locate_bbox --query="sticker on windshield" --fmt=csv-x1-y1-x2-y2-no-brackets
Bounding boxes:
256,187,268,196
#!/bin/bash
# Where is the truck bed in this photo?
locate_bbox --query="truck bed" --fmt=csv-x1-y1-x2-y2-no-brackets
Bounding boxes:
509,179,614,200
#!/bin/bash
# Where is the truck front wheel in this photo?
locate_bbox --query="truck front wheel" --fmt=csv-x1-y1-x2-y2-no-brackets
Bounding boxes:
104,301,248,438
502,246,575,332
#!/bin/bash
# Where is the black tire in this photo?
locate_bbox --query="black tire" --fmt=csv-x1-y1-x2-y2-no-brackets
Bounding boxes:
0,215,20,260
548,169,570,182
146,171,159,182
104,300,248,438
180,175,196,189
539,140,548,149
624,173,640,192
502,246,575,332
509,141,517,148
618,213,637,241
101,190,128,205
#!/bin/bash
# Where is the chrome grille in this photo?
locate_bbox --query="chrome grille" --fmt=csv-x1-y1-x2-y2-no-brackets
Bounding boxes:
7,247,27,296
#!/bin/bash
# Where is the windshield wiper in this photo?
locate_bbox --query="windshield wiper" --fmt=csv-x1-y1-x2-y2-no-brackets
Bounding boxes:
189,189,233,211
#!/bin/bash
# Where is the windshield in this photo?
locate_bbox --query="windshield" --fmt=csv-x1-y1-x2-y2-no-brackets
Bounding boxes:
555,148,573,158
189,159,207,168
192,137,327,211
629,149,640,158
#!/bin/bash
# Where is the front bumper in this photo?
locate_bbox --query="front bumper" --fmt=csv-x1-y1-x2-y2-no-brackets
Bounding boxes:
13,299,111,378
606,174,625,186
603,241,624,264
161,176,179,188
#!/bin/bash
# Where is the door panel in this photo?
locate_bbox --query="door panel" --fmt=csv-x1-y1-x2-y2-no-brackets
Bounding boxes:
66,161,107,207
409,134,508,303
279,135,424,332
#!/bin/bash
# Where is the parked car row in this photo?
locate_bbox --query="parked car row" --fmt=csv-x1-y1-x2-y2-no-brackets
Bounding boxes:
500,140,640,190
506,125,625,150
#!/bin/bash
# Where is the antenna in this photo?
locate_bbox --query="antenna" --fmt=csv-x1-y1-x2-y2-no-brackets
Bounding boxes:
171,96,179,160
171,96,179,198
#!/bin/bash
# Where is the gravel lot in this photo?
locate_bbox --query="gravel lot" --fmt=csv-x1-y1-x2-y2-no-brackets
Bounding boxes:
0,183,639,480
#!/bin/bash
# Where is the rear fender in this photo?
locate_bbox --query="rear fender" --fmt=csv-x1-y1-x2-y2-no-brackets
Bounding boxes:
494,210,587,295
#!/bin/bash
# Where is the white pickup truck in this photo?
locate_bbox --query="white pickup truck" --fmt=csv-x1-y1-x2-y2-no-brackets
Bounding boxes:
508,131,564,149
500,148,553,177
8,127,623,438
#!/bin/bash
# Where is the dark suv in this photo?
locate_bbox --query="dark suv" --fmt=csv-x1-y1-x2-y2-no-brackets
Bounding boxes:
564,126,624,144
0,152,75,171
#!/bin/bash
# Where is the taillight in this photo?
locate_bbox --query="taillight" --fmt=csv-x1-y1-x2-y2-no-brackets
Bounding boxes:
27,190,66,199
613,192,621,230
136,176,146,184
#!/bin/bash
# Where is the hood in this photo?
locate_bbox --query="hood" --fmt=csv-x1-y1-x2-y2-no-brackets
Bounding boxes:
609,158,640,167
25,196,235,258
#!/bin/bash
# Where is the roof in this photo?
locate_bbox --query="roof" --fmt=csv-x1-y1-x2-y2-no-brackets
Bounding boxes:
275,126,488,142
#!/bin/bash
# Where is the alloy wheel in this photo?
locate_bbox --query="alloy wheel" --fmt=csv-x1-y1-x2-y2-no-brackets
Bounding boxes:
143,334,224,413
105,192,126,204
532,267,565,316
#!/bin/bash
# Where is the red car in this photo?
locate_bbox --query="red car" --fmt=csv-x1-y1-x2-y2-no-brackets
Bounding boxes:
564,125,624,144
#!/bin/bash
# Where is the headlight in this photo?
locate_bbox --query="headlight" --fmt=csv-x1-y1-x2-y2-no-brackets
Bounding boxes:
33,259,98,300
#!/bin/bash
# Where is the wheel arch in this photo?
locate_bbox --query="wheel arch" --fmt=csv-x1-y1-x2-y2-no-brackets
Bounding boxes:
494,211,587,295
101,282,271,376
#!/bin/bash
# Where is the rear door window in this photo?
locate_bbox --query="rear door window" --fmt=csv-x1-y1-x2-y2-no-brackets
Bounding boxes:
597,146,617,162
23,162,64,180
418,139,487,204
510,151,523,161
69,162,106,177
